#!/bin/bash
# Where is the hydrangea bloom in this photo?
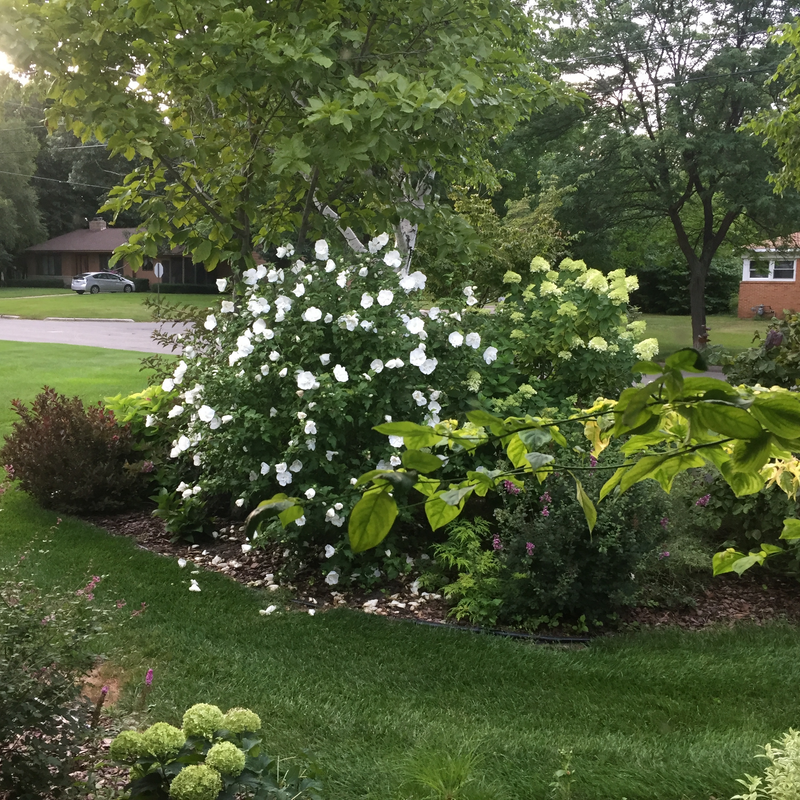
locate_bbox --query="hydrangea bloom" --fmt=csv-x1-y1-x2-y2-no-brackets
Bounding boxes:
206,741,246,776
168,764,223,800
182,704,224,740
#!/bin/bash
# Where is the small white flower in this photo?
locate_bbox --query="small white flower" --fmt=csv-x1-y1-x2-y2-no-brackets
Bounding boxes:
383,249,402,268
198,405,216,423
216,278,227,292
360,292,374,309
167,404,184,419
483,346,498,364
188,580,201,592
368,232,390,253
302,306,322,322
178,558,187,568
419,358,438,375
465,332,481,349
370,358,384,373
221,300,235,314
314,239,329,260
161,378,175,392
333,364,349,382
325,571,339,585
448,331,464,347
406,317,425,335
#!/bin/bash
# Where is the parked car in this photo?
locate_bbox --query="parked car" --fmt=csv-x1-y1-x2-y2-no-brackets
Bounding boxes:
71,272,135,294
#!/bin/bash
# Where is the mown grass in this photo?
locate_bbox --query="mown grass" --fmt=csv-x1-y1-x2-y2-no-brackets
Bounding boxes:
643,314,767,357
1,488,795,800
0,341,154,439
0,289,218,321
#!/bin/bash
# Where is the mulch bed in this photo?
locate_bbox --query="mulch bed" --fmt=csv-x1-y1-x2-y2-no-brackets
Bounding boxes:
85,509,800,635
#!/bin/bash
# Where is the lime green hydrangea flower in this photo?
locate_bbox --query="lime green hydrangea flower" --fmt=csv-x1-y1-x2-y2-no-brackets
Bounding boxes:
182,704,225,740
109,730,145,763
142,722,186,760
169,764,222,800
222,707,262,734
206,741,246,776
502,270,522,284
529,256,550,273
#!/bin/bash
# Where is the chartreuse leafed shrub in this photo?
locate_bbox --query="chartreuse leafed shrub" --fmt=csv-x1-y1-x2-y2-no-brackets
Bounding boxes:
733,729,800,800
144,236,501,550
483,256,658,409
110,703,323,800
0,560,117,799
0,386,146,514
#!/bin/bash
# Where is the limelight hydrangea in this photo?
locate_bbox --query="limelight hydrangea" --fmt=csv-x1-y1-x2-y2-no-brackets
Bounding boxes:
110,730,145,763
141,723,186,760
205,741,246,776
182,703,225,740
168,765,223,800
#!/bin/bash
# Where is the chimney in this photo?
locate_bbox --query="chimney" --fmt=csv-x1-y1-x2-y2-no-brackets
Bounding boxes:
89,218,107,232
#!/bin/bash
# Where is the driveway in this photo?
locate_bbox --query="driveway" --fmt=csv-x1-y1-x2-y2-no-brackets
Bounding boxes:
0,318,188,354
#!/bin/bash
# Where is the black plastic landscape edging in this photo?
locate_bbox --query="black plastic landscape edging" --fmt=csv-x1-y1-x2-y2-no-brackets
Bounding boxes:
289,599,591,645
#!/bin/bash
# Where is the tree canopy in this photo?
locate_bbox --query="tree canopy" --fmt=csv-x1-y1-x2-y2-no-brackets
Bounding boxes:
516,0,800,346
0,0,549,273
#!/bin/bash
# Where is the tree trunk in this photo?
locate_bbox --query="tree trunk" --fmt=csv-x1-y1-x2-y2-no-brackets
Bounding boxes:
688,261,708,351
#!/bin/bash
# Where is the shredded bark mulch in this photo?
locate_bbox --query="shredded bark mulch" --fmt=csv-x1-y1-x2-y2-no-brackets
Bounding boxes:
85,509,800,635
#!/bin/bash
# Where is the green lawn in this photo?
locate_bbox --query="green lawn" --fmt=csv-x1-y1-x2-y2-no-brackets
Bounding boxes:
0,488,795,800
0,289,218,321
0,341,156,439
643,314,767,357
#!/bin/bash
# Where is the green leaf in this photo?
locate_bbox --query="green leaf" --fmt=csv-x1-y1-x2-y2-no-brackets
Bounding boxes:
348,487,398,552
575,479,596,533
781,518,800,540
665,348,707,371
712,548,747,576
525,452,555,470
425,495,464,531
401,449,444,473
750,393,800,439
693,403,763,440
440,485,474,506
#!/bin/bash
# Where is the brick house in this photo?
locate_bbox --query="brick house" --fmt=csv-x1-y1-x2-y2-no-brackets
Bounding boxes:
738,233,800,318
24,218,224,287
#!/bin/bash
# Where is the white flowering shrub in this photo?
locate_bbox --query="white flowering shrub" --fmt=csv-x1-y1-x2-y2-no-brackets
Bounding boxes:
148,237,496,556
484,257,657,409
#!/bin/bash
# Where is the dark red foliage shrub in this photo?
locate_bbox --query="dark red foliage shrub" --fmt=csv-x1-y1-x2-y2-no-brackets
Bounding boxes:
0,387,143,513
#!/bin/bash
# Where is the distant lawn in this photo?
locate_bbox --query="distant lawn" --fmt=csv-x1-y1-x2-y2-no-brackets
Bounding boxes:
1,488,799,800
643,314,768,358
0,289,218,321
0,341,155,439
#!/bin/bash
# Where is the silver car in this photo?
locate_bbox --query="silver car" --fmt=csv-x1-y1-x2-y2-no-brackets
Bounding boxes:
71,272,136,294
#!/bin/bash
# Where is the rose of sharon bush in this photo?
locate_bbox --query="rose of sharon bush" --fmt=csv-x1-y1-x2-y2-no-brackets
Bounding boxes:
150,237,496,543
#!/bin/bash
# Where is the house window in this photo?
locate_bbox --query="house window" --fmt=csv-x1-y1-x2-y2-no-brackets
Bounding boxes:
744,257,797,281
36,254,62,276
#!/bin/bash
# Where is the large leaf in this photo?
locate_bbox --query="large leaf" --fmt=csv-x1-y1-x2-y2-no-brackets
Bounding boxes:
750,393,800,439
693,402,763,440
349,487,398,552
425,495,464,531
401,449,444,473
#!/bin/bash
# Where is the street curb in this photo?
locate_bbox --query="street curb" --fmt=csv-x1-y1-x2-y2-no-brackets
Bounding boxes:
44,317,137,322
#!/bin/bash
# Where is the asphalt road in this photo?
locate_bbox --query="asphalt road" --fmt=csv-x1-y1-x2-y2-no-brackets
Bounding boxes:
0,318,187,354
